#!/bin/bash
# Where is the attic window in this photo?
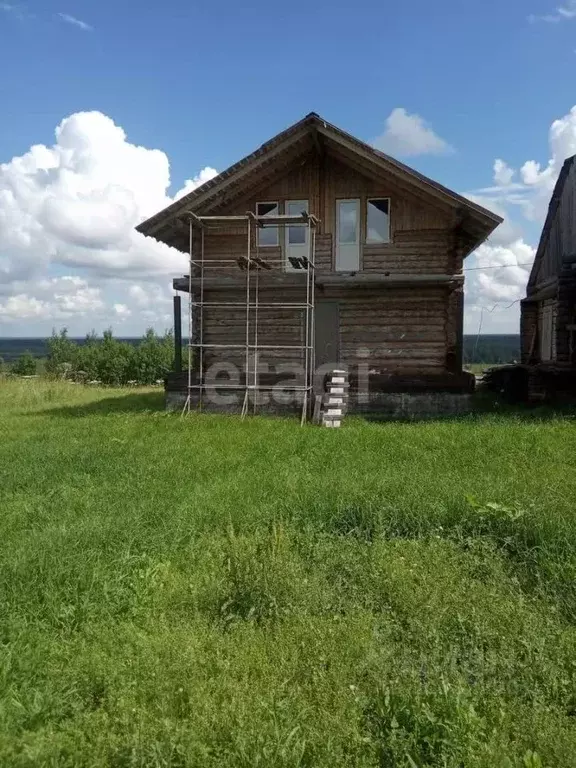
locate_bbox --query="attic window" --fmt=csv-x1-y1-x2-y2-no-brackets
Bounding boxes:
256,202,279,246
366,198,390,243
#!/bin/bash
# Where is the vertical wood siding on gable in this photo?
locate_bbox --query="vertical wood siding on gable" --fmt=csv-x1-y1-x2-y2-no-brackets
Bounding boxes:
533,163,576,288
195,154,457,276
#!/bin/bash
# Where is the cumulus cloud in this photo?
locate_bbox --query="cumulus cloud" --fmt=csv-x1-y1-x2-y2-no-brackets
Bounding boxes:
0,276,103,322
3,105,576,337
373,108,453,157
0,110,217,333
464,105,576,332
493,159,515,186
174,167,218,201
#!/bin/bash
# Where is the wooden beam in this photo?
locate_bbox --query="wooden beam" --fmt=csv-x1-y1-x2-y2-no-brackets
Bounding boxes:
172,273,463,293
318,273,462,286
455,287,464,373
311,127,325,159
173,295,182,372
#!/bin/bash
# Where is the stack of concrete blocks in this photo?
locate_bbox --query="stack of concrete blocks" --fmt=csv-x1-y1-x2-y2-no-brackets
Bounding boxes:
322,369,349,428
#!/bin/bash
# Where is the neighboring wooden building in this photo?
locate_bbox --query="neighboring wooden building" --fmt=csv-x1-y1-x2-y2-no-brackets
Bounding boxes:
137,113,501,417
521,156,576,367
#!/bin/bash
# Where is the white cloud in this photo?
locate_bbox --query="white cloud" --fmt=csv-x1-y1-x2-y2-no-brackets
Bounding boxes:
0,110,217,334
0,2,32,20
529,1,576,22
2,105,576,338
493,159,515,186
373,108,453,157
57,12,92,31
174,167,218,201
483,106,576,223
113,303,131,318
0,276,103,323
463,195,535,333
464,105,576,332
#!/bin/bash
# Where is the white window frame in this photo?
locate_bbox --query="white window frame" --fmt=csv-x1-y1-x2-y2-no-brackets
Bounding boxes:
285,199,309,272
366,197,391,244
335,198,360,272
256,201,279,247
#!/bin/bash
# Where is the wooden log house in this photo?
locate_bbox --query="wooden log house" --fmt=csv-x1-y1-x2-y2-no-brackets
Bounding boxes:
137,113,502,417
518,155,576,401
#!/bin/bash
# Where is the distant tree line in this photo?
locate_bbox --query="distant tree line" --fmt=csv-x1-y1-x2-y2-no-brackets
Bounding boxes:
1,329,178,386
1,331,521,382
463,335,520,365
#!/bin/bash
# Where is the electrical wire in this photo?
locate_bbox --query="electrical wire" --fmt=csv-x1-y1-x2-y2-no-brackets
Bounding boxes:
464,263,532,272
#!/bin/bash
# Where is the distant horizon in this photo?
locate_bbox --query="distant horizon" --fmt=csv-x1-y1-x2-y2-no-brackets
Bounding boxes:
0,333,521,340
0,334,520,366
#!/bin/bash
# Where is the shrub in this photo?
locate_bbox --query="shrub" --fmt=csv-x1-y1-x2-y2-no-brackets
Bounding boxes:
130,328,174,385
45,328,176,386
90,329,134,386
11,351,37,376
45,328,78,376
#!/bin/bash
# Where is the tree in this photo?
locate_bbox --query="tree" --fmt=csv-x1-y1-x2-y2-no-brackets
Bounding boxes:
130,328,174,385
12,352,37,376
96,329,134,386
45,328,77,376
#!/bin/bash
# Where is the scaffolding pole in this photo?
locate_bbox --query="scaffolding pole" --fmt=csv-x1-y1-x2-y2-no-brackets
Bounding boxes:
182,212,318,424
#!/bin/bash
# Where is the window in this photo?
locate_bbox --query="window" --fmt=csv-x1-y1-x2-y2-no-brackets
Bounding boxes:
285,200,309,271
338,200,359,244
336,199,360,271
366,198,390,243
287,200,308,245
256,202,279,246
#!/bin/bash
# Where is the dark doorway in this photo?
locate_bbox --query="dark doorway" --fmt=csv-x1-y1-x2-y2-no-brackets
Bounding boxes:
315,301,340,369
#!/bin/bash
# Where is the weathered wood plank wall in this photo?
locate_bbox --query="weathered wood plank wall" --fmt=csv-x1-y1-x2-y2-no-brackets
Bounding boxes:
197,285,450,375
531,161,576,290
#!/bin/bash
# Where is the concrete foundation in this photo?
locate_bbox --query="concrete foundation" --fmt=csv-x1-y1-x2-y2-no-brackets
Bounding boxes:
351,391,473,419
166,389,473,420
166,390,304,417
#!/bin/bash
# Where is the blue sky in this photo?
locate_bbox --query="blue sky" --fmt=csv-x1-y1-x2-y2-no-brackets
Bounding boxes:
1,0,576,336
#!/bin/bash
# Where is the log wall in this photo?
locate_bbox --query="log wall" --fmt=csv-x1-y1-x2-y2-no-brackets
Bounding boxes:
557,270,576,364
185,151,462,379
520,300,538,364
196,285,452,376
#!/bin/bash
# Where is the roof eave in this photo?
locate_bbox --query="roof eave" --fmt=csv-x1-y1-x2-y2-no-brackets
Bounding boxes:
527,155,575,289
137,114,318,238
137,112,503,250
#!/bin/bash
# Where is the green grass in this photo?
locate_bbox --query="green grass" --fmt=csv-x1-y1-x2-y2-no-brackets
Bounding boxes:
1,379,576,767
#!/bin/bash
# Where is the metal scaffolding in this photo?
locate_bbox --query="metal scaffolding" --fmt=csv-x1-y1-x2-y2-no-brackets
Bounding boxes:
181,211,318,425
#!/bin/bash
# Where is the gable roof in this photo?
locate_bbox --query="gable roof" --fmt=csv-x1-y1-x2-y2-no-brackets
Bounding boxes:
527,155,576,290
137,112,502,255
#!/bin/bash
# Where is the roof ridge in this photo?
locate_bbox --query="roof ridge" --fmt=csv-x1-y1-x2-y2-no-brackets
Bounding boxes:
528,154,576,288
137,112,502,245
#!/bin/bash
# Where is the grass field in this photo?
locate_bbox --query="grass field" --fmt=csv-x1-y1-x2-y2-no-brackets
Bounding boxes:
1,380,576,767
